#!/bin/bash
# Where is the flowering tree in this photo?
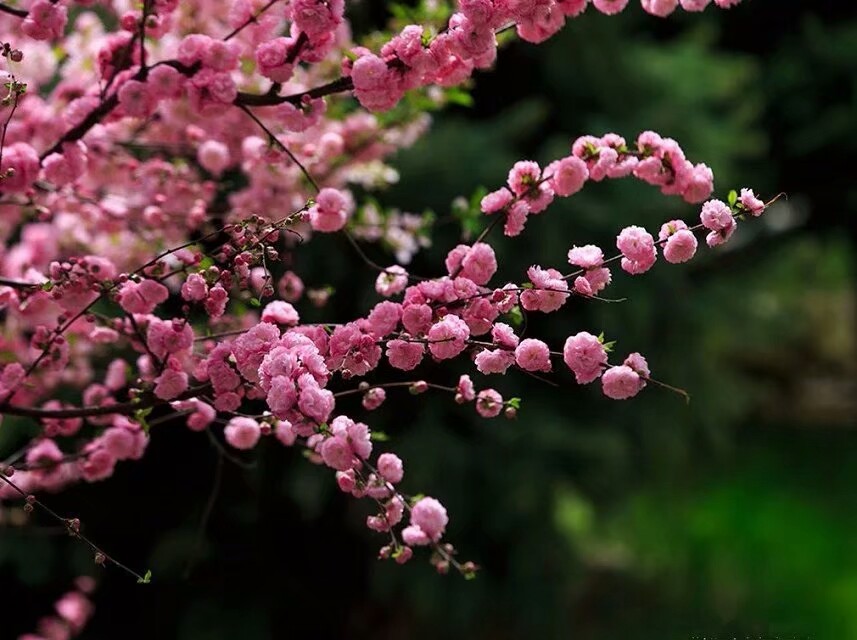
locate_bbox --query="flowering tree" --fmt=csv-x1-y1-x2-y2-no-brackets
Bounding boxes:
0,0,778,633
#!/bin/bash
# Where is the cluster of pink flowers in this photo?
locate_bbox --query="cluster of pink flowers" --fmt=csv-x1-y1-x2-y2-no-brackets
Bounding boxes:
481,131,715,238
347,0,743,111
0,0,764,602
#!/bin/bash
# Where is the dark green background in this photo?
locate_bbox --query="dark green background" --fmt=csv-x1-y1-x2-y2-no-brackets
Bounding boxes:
1,1,855,637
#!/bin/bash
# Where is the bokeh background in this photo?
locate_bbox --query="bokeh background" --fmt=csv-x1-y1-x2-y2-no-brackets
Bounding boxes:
2,0,856,637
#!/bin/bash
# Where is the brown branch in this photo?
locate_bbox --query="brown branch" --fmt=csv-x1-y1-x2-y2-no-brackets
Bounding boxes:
40,60,198,160
0,470,149,582
0,2,27,18
235,76,354,107
0,384,212,419
223,0,281,41
0,276,40,289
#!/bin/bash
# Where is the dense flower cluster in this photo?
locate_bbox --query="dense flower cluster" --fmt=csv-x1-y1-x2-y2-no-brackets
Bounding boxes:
0,0,759,616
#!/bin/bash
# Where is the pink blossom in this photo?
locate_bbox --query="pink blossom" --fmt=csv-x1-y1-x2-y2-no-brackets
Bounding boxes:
445,243,497,285
147,318,194,359
663,229,698,263
197,140,231,176
386,338,425,370
154,368,188,400
491,322,519,350
515,338,552,372
224,417,262,450
563,331,607,384
0,143,40,193
377,452,404,484
624,352,650,383
275,420,297,446
507,160,541,197
55,590,94,631
481,188,514,214
546,156,588,196
475,348,515,374
520,266,569,313
204,285,229,318
568,244,604,269
401,303,433,335
22,0,68,40
375,266,408,297
366,301,402,337
80,447,116,482
291,0,344,38
261,301,300,326
427,314,470,360
680,0,711,9
117,279,169,314
178,399,216,431
700,199,734,231
278,271,305,302
309,188,353,232
362,387,386,410
504,199,530,236
682,163,714,203
457,374,476,402
409,497,448,542
601,365,643,399
297,375,334,423
476,388,503,417
740,188,765,216
118,80,156,118
617,226,657,274
181,273,208,302
641,0,679,17
328,322,382,376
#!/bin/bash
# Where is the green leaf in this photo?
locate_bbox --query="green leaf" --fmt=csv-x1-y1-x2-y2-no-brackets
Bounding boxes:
370,431,390,442
506,305,524,327
134,407,153,434
248,297,261,307
507,397,522,410
137,569,152,584
728,189,738,207
445,87,474,107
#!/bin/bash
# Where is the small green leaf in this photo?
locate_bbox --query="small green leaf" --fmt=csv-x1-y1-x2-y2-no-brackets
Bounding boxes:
445,87,473,107
727,189,738,207
137,569,152,584
248,297,261,307
507,397,522,410
370,431,390,442
507,305,524,327
134,407,153,433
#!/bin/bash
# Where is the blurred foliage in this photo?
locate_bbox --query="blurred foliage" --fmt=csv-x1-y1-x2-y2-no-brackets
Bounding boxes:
2,2,856,639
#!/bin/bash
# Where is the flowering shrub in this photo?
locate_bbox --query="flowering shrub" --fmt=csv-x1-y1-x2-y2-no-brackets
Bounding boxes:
0,0,775,628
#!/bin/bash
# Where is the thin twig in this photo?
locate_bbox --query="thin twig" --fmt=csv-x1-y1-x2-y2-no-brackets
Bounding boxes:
238,104,320,193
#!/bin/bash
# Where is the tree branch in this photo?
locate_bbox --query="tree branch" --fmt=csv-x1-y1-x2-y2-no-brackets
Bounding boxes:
0,384,212,419
0,2,27,18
